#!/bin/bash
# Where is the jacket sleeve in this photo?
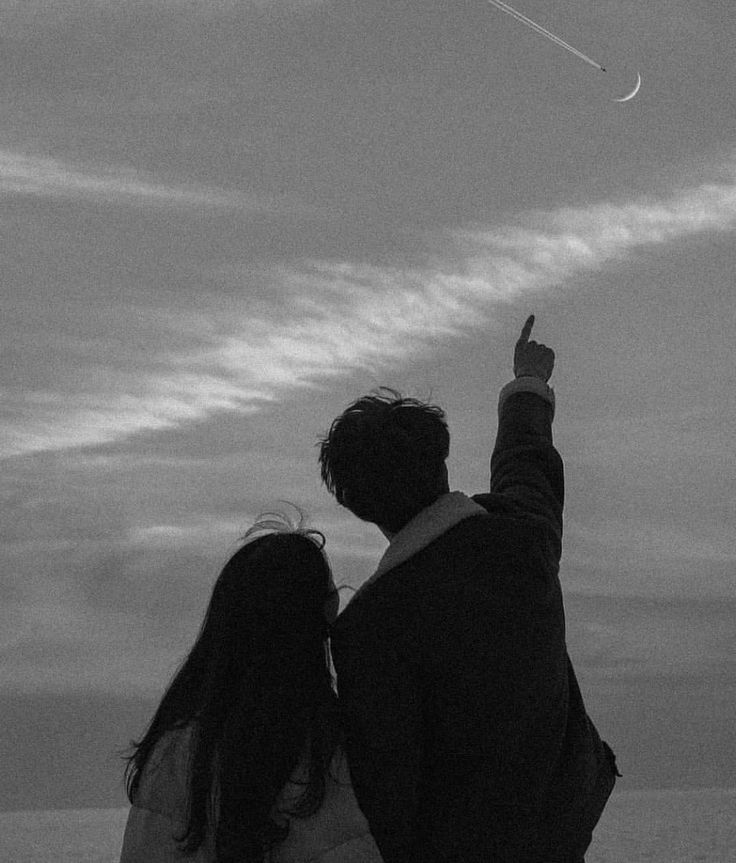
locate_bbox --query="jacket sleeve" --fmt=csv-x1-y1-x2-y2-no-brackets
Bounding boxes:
474,378,563,565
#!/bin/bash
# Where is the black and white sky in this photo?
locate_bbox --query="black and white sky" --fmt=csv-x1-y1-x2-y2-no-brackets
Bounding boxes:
1,0,735,810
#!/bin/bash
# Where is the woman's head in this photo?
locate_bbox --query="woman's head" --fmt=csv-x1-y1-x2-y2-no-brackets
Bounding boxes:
200,522,336,683
124,508,342,863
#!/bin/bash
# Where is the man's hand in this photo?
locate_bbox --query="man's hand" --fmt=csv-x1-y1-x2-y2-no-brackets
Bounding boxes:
513,315,555,382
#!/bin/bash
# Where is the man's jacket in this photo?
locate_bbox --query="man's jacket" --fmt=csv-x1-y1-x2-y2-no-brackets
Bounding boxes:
330,383,619,863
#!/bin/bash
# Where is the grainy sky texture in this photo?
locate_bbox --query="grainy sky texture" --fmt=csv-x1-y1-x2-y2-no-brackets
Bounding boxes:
1,0,735,810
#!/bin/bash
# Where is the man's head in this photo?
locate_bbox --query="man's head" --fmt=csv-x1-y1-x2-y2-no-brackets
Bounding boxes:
318,388,450,535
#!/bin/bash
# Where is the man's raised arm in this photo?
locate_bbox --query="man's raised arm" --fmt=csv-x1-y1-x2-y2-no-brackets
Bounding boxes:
482,315,564,561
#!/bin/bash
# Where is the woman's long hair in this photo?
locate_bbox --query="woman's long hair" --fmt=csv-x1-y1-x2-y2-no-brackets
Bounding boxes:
123,510,342,862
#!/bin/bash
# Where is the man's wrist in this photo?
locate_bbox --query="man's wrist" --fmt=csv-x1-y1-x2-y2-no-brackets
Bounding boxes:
499,376,555,417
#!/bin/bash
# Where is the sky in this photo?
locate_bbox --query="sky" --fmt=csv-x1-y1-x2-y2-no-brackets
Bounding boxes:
1,0,735,811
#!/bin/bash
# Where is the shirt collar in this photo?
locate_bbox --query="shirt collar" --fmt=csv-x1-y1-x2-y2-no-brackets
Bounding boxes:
354,491,487,598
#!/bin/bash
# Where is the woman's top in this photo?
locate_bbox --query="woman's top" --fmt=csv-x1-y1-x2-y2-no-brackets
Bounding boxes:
119,725,383,863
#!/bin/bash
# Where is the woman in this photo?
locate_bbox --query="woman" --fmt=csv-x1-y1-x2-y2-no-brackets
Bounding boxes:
120,510,382,863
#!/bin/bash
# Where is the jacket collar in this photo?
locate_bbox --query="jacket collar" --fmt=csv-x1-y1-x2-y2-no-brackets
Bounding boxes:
354,492,487,598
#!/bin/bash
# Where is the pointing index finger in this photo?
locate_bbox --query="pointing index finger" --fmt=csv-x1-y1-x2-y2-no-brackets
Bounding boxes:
518,314,535,344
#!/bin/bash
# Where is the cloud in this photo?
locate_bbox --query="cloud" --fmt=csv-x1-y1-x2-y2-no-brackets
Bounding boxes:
564,593,736,681
4,164,736,458
0,602,187,695
0,443,378,695
0,148,309,213
566,517,736,566
454,174,736,280
0,375,267,456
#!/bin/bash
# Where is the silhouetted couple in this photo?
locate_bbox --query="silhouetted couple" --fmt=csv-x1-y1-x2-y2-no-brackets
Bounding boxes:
120,316,619,863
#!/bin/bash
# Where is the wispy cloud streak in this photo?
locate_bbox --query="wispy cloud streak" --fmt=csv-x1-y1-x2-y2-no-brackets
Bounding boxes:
0,149,301,213
454,177,736,286
4,168,736,457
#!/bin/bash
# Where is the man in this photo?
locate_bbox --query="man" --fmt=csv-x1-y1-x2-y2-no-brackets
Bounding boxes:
319,316,619,863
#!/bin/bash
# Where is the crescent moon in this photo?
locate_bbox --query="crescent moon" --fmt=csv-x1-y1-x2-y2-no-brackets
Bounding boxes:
613,71,642,103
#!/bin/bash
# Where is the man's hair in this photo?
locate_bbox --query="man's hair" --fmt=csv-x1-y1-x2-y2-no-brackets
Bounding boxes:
318,388,450,534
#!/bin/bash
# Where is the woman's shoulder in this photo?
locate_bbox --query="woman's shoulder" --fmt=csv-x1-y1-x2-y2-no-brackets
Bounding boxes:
319,835,386,863
133,725,195,819
272,745,383,863
121,726,212,862
274,743,353,814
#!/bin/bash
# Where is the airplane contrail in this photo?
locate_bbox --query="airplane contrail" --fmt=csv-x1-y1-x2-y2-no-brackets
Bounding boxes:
486,0,606,72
